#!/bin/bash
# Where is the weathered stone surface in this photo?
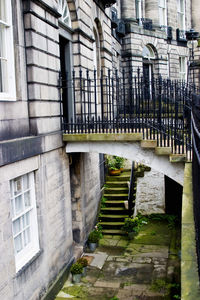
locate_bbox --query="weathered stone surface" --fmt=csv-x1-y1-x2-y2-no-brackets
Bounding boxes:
181,163,200,300
94,280,120,288
134,169,165,215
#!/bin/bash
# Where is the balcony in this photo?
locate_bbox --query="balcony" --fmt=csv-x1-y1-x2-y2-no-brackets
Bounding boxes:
176,28,187,42
138,18,153,31
116,20,125,37
160,26,173,40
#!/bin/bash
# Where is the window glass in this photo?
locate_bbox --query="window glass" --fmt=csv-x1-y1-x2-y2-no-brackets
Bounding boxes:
177,0,185,30
179,57,187,80
58,0,71,27
10,172,40,272
159,0,167,27
0,0,16,100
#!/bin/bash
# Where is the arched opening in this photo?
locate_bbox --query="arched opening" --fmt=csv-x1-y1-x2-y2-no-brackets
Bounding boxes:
142,44,156,80
142,45,157,99
93,27,101,76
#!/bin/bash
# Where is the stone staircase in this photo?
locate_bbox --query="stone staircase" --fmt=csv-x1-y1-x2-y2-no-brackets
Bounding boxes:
99,165,151,235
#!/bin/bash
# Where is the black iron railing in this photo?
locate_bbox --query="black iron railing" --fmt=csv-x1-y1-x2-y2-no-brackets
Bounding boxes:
60,68,195,159
192,94,200,280
128,162,136,217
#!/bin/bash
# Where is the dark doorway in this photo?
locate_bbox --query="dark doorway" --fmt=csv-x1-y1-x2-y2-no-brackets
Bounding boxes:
59,35,73,124
165,176,183,217
143,62,153,100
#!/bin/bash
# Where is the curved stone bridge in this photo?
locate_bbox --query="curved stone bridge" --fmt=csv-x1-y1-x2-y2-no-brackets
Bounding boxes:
64,133,185,186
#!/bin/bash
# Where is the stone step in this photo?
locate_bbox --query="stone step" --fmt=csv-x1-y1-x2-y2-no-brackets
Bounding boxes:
100,221,125,226
100,214,129,219
104,194,129,200
104,187,129,194
155,147,172,156
102,229,124,235
141,139,157,149
106,181,129,187
101,207,128,213
104,200,126,207
106,175,131,182
169,154,186,163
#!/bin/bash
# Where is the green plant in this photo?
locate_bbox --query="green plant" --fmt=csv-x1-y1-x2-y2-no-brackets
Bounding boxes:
174,295,181,299
101,196,107,208
150,279,170,294
114,156,125,169
77,257,88,267
88,226,102,243
122,217,141,233
148,214,177,229
109,297,119,300
70,262,83,275
151,279,180,297
150,230,156,236
107,156,118,170
106,155,126,171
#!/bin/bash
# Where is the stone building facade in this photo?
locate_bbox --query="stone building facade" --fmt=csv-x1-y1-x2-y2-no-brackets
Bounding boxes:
0,0,118,299
0,0,197,299
121,0,192,80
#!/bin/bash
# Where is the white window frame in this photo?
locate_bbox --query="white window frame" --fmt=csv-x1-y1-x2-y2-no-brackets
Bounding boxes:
58,0,71,28
0,0,16,101
159,0,167,27
179,56,187,81
177,0,185,30
10,172,40,272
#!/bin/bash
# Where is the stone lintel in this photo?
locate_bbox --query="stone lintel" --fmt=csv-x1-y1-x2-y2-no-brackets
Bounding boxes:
155,147,171,156
63,133,143,142
141,140,157,149
169,154,186,163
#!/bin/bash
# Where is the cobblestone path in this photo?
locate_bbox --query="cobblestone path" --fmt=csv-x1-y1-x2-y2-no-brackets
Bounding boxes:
55,218,180,300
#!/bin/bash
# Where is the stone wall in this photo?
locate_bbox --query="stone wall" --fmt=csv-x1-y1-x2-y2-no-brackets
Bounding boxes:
70,153,101,245
134,169,165,215
0,149,73,300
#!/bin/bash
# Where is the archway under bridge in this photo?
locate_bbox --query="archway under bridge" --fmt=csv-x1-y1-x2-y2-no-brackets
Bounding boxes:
64,136,185,186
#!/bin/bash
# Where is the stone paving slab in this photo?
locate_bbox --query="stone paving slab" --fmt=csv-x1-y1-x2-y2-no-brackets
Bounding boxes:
99,238,119,247
56,291,74,298
94,280,120,288
84,251,108,269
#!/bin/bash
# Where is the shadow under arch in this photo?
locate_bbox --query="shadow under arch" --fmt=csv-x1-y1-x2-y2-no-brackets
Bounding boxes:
65,141,185,186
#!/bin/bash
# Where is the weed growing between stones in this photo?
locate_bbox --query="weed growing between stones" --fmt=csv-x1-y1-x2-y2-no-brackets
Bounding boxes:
150,279,180,299
101,196,107,208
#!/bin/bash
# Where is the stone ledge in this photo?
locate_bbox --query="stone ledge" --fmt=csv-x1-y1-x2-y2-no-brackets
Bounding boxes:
169,154,186,163
181,163,200,299
141,140,157,149
155,147,171,156
63,133,143,142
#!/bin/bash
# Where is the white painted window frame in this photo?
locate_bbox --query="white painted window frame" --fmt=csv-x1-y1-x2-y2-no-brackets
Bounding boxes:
0,0,16,101
179,56,187,81
159,0,167,27
177,0,185,30
58,0,71,28
10,172,40,273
